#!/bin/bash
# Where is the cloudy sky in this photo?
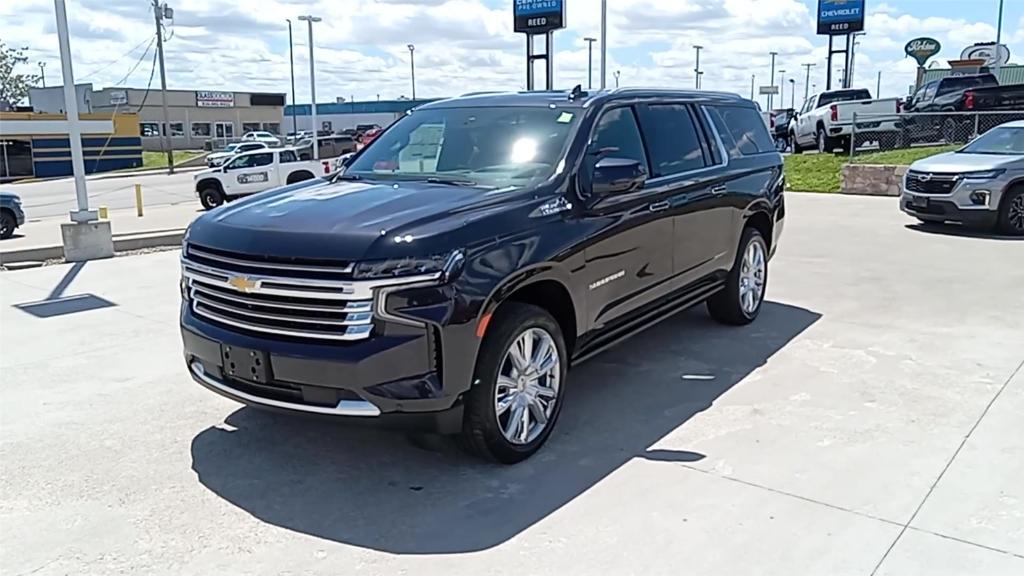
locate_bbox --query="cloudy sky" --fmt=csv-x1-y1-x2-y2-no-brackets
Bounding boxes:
2,0,1022,107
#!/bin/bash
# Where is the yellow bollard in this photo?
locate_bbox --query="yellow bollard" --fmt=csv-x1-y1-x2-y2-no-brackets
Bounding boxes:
135,184,144,217
98,206,108,219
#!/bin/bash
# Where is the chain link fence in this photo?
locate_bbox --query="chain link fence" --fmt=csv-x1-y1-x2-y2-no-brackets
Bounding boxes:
850,111,1024,158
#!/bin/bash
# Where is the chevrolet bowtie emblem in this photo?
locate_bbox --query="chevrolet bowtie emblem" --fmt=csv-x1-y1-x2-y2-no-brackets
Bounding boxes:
227,275,260,293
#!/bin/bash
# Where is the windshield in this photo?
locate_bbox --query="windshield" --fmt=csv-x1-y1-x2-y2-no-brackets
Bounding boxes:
345,106,580,189
959,126,1024,155
223,144,239,152
818,90,872,108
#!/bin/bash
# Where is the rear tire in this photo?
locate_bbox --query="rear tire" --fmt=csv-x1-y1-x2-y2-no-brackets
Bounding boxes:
791,132,803,154
707,228,768,326
817,129,834,154
0,210,16,240
461,303,567,464
199,187,225,210
997,187,1024,236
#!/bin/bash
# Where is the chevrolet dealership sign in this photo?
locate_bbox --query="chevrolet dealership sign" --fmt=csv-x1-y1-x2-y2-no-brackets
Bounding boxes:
817,0,865,35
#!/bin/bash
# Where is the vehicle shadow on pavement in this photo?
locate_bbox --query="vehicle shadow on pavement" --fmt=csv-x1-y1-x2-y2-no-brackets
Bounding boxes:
190,301,820,554
905,223,1024,241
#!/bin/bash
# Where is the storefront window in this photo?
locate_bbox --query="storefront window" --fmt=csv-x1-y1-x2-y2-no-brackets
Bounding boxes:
165,122,185,137
242,122,262,134
140,122,161,137
191,122,212,137
262,122,281,135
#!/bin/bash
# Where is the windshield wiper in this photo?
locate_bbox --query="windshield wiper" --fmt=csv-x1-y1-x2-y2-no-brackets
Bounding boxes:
425,176,478,187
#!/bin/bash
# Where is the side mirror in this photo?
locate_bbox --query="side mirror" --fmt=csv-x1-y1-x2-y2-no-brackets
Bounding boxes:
591,157,647,196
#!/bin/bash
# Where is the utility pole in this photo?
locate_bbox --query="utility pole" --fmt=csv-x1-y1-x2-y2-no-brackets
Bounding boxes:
152,0,174,173
600,0,607,89
848,32,865,88
287,19,297,137
801,63,815,103
38,62,46,87
778,69,786,107
407,44,416,100
750,74,755,100
584,37,596,89
768,51,778,111
693,45,703,90
876,71,882,97
298,14,321,160
994,0,1005,80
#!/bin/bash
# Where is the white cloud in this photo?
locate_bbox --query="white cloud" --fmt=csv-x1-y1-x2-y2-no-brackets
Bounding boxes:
1,0,1021,107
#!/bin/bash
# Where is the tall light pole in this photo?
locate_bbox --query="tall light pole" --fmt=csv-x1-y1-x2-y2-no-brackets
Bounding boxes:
54,0,93,223
994,0,1005,80
777,68,786,111
768,51,778,111
407,44,416,100
584,37,597,89
876,71,882,97
286,19,297,137
600,0,607,89
38,61,46,87
614,70,621,88
693,45,703,90
298,14,321,160
152,0,174,173
848,32,865,88
750,74,755,100
788,78,795,109
801,62,815,103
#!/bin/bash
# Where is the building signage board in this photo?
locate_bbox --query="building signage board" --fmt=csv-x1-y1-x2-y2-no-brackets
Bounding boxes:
513,0,565,35
196,91,235,108
817,0,865,35
759,86,780,95
960,43,1011,66
905,37,941,66
109,90,128,105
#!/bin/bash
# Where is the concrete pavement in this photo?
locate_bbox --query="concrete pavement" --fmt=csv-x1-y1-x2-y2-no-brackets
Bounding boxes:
9,168,203,219
1,193,1023,575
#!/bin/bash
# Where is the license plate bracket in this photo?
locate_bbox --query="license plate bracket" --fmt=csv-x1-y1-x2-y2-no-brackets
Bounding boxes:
911,195,929,209
221,344,271,384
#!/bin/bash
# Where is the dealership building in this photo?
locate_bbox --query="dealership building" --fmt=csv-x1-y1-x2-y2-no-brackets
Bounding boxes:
29,84,286,151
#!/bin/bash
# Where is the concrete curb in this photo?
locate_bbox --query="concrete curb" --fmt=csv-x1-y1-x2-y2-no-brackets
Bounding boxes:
0,229,185,266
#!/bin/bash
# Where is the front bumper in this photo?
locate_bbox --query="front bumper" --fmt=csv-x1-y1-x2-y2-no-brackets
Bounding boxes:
181,305,466,434
900,175,1007,229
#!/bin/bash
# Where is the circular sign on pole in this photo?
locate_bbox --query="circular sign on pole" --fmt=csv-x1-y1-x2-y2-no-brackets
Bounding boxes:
960,43,1011,66
905,37,941,67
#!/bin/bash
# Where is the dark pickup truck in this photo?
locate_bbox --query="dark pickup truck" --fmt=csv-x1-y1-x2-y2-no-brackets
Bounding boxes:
901,74,1024,143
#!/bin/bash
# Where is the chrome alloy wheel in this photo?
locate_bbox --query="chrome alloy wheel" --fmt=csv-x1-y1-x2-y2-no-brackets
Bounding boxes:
1010,195,1024,232
739,238,767,315
495,328,561,445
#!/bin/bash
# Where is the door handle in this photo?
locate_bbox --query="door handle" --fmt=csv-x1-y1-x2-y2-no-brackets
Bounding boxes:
711,185,727,196
648,201,670,213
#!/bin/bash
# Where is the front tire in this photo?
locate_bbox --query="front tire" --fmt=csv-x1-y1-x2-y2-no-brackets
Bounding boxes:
707,228,768,326
199,187,225,210
461,303,567,464
997,187,1024,236
0,210,16,240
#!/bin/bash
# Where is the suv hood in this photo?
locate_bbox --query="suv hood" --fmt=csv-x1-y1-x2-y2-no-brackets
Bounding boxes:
186,178,526,262
910,152,1021,173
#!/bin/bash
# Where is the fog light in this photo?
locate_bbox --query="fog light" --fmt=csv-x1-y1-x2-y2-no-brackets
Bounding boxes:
969,191,991,206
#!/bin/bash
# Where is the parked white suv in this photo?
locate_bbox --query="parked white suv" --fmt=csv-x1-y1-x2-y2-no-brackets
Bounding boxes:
193,148,332,210
205,141,269,167
240,131,281,147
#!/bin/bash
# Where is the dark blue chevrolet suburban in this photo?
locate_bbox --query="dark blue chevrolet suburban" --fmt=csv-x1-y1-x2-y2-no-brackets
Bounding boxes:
180,88,785,463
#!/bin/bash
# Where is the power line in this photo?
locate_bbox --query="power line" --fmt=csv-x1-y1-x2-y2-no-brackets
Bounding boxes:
114,37,156,86
77,36,154,81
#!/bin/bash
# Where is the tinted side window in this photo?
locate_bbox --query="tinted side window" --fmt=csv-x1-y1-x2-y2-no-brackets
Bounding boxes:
591,107,648,170
636,104,706,177
707,106,774,156
279,150,298,163
251,153,274,167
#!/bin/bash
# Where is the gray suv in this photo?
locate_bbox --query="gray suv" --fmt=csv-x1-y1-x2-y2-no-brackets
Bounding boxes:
901,120,1024,235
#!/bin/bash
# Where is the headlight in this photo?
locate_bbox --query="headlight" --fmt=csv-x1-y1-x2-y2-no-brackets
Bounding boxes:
353,251,464,280
959,169,1005,181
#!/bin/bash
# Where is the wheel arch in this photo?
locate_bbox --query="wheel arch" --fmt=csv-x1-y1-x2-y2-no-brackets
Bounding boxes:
286,169,316,184
743,205,776,253
196,178,224,193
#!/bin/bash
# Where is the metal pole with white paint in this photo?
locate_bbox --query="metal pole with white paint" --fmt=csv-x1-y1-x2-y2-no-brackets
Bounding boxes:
994,0,1005,80
54,0,93,222
600,0,607,89
153,0,174,174
299,14,321,160
584,37,596,89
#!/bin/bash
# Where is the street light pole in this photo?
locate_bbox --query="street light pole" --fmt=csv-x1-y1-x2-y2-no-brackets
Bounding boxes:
768,51,778,111
38,61,46,87
693,45,703,90
777,68,786,111
287,19,297,137
750,74,755,100
994,0,1005,80
407,44,416,100
877,70,882,97
614,70,620,88
298,14,321,160
600,0,607,89
789,78,795,109
584,37,596,89
152,0,174,173
802,62,815,103
53,0,93,223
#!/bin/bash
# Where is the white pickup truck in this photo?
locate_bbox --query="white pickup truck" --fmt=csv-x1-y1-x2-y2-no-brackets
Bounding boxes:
193,148,334,209
790,88,902,153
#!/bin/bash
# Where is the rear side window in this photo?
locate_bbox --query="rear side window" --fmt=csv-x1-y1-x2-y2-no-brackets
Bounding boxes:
591,107,648,170
636,104,706,177
705,106,775,157
938,75,997,95
251,153,274,167
279,150,298,163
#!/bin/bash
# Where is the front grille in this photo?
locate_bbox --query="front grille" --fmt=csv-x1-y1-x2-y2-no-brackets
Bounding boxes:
906,171,957,195
182,244,373,342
